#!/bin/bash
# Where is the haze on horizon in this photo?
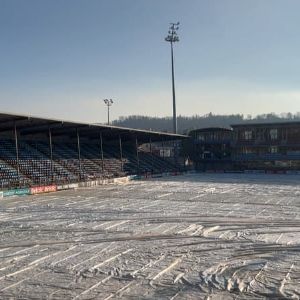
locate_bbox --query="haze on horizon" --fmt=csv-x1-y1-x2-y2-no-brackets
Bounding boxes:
1,0,300,124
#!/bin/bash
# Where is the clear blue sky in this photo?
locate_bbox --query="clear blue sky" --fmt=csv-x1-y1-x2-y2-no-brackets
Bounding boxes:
1,0,300,123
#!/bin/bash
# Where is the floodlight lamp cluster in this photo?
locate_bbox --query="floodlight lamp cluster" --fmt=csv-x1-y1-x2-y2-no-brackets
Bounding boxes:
165,22,180,43
103,98,113,106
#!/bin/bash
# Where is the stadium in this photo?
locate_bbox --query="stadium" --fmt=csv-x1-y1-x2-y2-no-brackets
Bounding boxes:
1,111,299,193
0,112,300,299
1,1,300,298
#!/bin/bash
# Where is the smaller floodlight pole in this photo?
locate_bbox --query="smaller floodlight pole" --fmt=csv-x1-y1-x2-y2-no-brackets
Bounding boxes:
103,99,114,125
165,22,180,134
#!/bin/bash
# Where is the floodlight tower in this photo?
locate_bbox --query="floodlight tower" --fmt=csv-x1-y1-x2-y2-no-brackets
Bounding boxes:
165,22,180,134
103,98,113,125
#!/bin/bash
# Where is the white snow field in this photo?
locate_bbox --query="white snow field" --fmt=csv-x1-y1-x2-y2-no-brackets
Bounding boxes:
0,173,300,299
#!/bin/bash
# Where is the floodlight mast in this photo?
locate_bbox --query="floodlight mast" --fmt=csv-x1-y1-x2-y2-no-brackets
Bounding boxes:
103,99,113,125
165,22,179,134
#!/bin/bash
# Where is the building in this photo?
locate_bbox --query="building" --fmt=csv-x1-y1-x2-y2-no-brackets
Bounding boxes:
187,127,233,171
186,122,300,172
231,122,300,171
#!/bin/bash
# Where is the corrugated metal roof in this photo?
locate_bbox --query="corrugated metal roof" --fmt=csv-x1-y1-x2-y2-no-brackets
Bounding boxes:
0,111,188,142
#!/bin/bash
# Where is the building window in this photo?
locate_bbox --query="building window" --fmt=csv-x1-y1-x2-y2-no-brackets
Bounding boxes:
197,134,205,141
270,146,278,154
256,129,264,141
270,129,278,140
242,147,254,154
244,130,252,140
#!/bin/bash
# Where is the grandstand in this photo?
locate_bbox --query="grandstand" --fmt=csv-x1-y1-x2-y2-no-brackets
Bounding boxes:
0,112,188,189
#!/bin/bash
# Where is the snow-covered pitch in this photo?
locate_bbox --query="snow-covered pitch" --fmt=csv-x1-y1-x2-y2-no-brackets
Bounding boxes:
0,173,300,299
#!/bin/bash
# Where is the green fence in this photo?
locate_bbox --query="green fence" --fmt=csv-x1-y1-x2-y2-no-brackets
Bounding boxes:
3,188,31,197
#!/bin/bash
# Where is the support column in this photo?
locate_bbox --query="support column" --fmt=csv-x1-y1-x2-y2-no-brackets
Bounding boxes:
173,139,178,172
149,137,154,174
99,132,104,174
76,129,82,180
14,123,20,186
135,136,140,175
48,128,54,183
161,137,165,174
119,135,123,173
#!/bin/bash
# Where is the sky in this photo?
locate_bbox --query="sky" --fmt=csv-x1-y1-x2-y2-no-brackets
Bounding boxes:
1,0,300,123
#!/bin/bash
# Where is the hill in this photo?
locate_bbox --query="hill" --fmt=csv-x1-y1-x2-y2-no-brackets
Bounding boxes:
112,112,300,134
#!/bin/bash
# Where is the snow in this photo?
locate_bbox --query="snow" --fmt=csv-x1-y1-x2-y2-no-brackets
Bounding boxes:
0,173,299,299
